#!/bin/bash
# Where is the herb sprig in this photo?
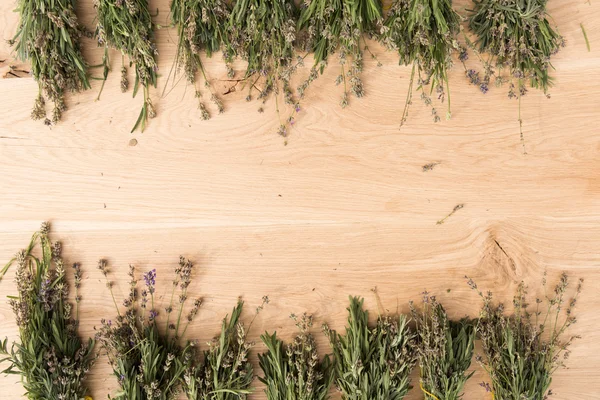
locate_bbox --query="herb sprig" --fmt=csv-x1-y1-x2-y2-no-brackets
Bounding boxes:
467,0,565,152
182,300,259,400
95,0,159,132
259,313,334,400
11,0,90,124
410,292,475,400
298,0,383,108
324,296,416,400
169,0,229,119
381,0,464,126
95,257,201,400
467,272,583,400
0,222,95,400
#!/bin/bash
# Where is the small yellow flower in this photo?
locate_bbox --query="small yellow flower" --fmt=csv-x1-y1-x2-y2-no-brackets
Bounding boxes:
84,396,93,400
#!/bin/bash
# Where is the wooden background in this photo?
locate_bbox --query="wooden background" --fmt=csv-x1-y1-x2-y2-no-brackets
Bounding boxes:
1,0,599,399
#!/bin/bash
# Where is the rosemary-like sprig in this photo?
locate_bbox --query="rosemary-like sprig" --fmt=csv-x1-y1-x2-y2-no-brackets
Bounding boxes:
467,272,583,400
169,0,229,119
95,258,201,400
259,313,334,400
226,0,300,137
410,292,475,400
182,300,255,400
0,222,95,400
11,0,90,124
298,0,383,108
95,0,159,132
380,0,463,126
324,296,416,400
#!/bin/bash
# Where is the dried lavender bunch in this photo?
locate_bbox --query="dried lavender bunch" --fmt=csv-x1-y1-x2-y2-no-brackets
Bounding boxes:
10,0,90,124
410,292,475,400
259,313,334,400
96,257,201,400
0,222,95,399
169,0,229,119
467,272,583,400
380,0,463,126
324,296,416,400
298,0,383,108
467,0,565,151
226,0,300,137
95,0,159,132
182,299,263,400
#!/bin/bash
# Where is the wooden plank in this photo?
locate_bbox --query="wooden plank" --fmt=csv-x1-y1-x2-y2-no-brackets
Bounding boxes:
0,0,599,399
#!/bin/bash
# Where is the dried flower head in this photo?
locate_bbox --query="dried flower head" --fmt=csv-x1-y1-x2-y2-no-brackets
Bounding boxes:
0,223,95,399
95,0,159,132
259,312,334,400
467,272,583,400
326,296,416,399
12,0,89,124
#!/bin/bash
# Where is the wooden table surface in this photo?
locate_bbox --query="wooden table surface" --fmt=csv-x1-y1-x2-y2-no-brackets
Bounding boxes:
1,0,599,399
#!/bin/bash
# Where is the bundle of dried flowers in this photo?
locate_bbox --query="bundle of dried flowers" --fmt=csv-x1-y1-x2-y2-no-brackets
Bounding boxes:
410,292,475,400
169,0,229,120
226,0,300,137
95,0,159,132
298,0,383,109
95,257,201,399
324,296,416,400
11,0,90,124
380,0,464,126
181,298,269,400
0,222,95,399
467,272,583,400
467,0,565,151
259,313,334,400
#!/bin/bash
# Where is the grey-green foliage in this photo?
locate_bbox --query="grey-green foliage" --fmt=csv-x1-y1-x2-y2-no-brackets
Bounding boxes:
325,296,416,400
411,294,475,400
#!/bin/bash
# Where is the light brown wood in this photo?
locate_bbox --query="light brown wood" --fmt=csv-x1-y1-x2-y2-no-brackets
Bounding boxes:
1,0,599,399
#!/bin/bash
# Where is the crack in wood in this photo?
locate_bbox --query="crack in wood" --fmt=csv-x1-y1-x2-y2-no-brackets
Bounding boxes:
493,239,517,272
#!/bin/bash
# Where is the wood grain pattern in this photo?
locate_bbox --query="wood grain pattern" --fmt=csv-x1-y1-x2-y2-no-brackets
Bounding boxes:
0,0,599,399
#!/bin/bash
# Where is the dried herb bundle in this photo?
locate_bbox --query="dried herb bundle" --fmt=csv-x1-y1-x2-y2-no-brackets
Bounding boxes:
182,300,255,400
298,0,383,108
324,296,416,400
380,0,463,126
226,0,300,136
467,0,565,151
0,223,95,399
169,0,229,120
410,293,475,400
95,257,201,399
95,0,159,132
467,273,583,400
259,313,334,400
11,0,90,124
